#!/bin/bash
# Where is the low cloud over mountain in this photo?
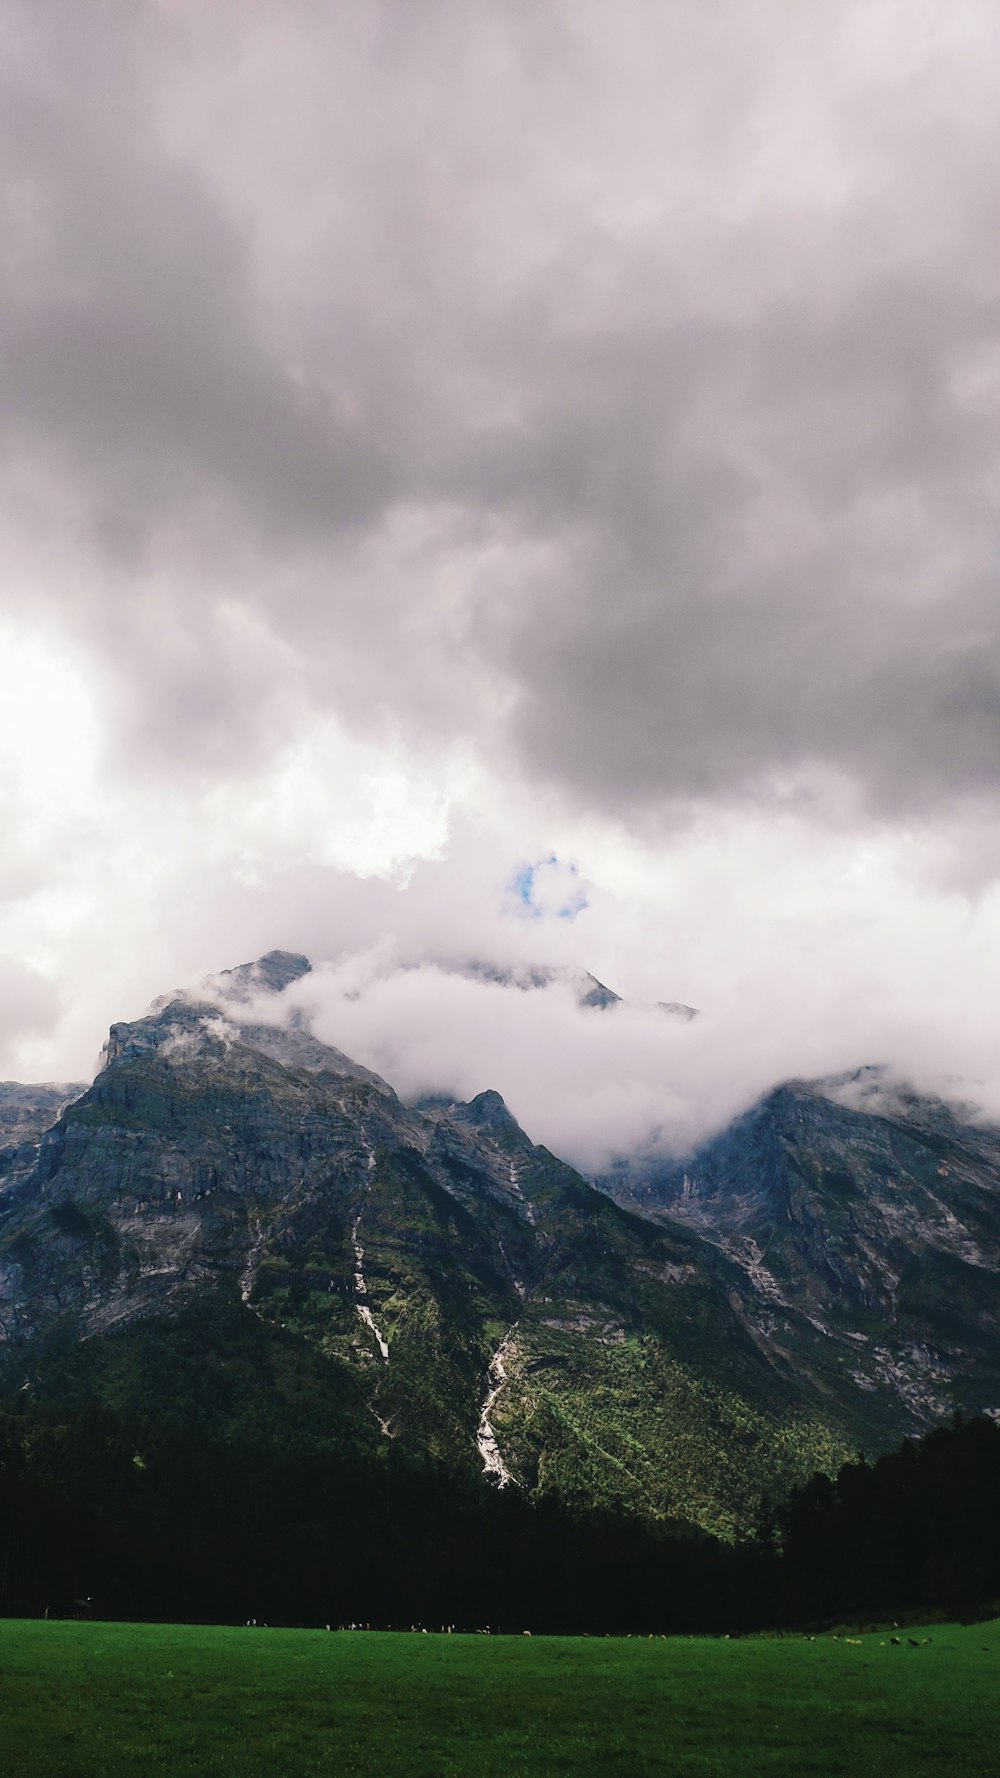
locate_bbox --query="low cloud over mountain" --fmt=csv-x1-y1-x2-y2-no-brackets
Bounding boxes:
189,941,1000,1176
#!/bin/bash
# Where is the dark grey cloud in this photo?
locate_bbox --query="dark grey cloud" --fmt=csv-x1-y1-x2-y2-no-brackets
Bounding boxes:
0,22,396,543
502,278,1000,818
1,0,999,821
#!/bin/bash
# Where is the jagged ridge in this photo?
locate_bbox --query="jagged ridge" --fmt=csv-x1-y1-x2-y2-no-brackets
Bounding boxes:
0,957,850,1537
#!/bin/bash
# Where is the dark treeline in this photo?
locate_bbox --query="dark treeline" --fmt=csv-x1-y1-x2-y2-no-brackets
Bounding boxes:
0,1401,762,1632
778,1414,1000,1626
1,1403,998,1631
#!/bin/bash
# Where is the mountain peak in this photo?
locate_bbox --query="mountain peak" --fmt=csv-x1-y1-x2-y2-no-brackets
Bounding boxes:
453,1088,520,1133
657,1001,699,1021
458,958,622,1010
213,950,312,1002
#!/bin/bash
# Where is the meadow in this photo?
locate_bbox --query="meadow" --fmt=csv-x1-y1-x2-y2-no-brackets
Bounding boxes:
2,1616,997,1778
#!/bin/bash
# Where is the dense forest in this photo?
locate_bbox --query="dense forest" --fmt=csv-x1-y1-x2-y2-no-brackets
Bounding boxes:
777,1414,1000,1626
1,1400,998,1632
0,1399,754,1632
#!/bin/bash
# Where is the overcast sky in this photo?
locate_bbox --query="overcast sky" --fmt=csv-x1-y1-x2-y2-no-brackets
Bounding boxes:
3,1,1000,1161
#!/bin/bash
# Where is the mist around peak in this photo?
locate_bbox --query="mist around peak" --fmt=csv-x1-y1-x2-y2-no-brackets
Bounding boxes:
177,939,1000,1178
210,950,313,1001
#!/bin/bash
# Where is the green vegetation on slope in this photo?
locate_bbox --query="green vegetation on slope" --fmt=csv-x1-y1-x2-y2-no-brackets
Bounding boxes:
11,1010,998,1545
497,1328,850,1537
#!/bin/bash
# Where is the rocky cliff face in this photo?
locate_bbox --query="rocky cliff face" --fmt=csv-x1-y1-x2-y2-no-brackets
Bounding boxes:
0,1081,87,1186
599,1068,1000,1434
0,953,852,1537
4,961,1000,1537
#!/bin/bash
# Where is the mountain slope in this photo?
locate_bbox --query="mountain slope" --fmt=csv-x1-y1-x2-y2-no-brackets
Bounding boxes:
399,955,696,1015
600,1068,1000,1436
0,954,847,1537
0,1081,86,1180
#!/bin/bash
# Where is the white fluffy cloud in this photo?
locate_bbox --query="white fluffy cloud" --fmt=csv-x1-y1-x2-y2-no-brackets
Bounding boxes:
203,840,1000,1172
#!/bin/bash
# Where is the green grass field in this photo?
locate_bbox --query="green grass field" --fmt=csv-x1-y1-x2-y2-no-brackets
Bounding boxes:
2,1617,998,1777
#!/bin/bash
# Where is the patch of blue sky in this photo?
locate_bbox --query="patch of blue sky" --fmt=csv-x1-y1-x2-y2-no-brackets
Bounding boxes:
508,856,589,920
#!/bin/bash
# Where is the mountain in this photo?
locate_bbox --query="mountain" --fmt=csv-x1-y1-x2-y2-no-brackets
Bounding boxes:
423,958,625,1009
599,1068,1000,1434
5,958,1000,1542
404,957,697,1016
0,953,846,1539
0,1082,87,1178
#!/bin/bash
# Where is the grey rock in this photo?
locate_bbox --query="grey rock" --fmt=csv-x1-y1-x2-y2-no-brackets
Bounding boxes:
599,1067,1000,1434
209,949,312,1000
0,1081,87,1190
0,955,857,1535
7,959,1000,1535
456,958,623,1009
